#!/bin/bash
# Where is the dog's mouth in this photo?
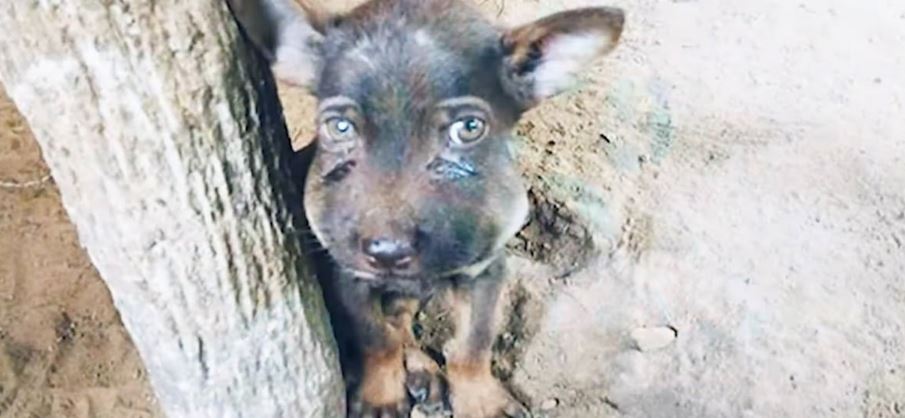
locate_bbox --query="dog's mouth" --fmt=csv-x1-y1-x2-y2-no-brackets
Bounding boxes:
344,268,420,281
342,250,501,282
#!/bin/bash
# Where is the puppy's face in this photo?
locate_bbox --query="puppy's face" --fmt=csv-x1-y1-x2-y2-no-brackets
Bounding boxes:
232,0,624,284
303,3,528,282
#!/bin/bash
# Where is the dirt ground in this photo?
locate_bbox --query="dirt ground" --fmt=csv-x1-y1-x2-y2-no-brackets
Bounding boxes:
0,88,162,417
2,0,905,417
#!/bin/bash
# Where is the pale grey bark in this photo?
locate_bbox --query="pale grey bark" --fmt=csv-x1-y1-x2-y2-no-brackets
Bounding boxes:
0,1,344,417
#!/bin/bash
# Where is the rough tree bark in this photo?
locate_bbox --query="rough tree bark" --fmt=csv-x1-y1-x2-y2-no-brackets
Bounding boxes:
0,1,345,417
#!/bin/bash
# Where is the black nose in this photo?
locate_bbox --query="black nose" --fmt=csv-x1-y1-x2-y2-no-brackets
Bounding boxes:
361,237,416,270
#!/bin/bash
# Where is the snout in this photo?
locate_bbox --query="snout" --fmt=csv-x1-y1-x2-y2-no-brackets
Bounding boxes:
361,237,416,271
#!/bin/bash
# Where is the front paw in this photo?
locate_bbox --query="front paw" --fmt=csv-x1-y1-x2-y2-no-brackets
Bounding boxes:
349,353,411,418
349,398,411,418
404,348,447,414
447,368,529,418
349,384,411,418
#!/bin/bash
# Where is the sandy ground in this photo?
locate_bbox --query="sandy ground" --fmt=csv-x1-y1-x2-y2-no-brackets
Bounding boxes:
0,90,162,417
2,0,905,417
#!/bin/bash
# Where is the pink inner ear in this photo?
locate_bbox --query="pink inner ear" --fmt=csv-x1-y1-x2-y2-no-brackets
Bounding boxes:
507,7,625,59
530,30,617,99
500,8,626,106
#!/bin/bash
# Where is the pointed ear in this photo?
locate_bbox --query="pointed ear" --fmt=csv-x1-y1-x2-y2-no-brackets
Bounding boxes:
227,0,327,89
500,7,625,108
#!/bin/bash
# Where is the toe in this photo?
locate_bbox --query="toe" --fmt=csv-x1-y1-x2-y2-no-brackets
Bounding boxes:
405,371,432,403
404,349,446,413
348,399,364,418
352,402,412,418
376,403,410,418
351,403,373,418
406,370,446,410
348,392,412,418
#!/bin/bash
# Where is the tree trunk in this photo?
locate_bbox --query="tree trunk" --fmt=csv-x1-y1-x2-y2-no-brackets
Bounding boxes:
0,1,345,417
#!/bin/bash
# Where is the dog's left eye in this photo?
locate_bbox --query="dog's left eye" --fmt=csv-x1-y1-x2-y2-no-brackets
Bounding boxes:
448,117,487,146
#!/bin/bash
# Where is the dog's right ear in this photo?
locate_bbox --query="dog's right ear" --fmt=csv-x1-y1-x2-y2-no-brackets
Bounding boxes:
227,0,327,89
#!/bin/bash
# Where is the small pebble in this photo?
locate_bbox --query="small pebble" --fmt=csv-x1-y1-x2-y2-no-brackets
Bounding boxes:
540,398,560,410
631,326,677,351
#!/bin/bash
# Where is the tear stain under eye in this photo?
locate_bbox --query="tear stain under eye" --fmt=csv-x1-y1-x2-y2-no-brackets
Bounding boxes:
426,158,478,180
323,160,356,182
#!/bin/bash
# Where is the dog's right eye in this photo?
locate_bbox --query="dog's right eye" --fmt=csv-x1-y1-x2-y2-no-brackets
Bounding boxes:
319,117,360,153
322,117,357,142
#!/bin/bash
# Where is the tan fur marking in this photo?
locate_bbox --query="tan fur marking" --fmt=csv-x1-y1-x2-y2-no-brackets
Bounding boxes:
383,297,419,334
446,357,490,378
442,287,474,363
355,297,420,408
442,283,527,417
359,346,407,406
446,362,525,418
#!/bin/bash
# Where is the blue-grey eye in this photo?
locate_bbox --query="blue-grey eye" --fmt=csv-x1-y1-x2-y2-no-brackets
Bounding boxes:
324,117,357,141
449,117,487,145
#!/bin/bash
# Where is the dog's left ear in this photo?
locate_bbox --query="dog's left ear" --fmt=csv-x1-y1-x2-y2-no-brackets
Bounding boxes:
227,0,329,89
499,7,625,108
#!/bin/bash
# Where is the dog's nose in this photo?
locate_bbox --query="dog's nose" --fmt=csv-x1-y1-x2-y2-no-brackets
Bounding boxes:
361,237,416,270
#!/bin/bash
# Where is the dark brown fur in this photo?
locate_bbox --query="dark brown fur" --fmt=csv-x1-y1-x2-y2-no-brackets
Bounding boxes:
229,0,624,416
